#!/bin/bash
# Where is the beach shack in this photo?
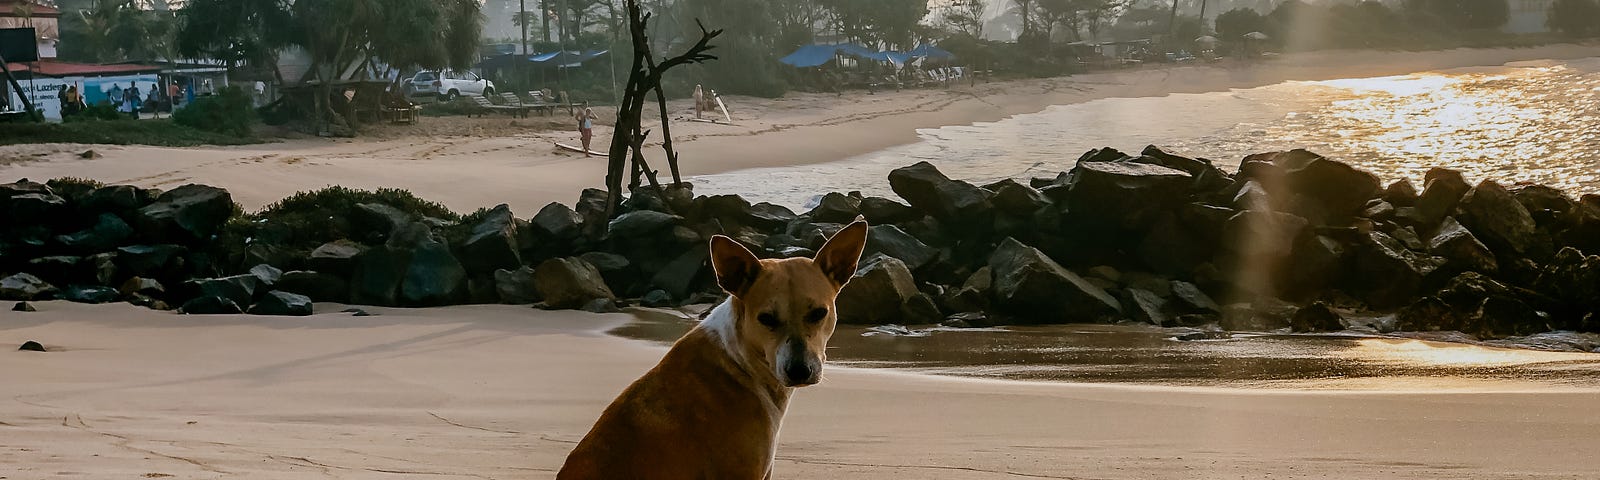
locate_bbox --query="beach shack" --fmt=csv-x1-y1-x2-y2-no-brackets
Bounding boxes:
2,60,162,121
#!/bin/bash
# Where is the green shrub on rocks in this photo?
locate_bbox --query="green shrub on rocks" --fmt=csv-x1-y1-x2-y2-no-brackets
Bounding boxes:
173,86,256,137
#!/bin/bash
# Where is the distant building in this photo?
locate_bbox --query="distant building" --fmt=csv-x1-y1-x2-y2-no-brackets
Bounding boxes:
0,0,60,59
1505,0,1554,34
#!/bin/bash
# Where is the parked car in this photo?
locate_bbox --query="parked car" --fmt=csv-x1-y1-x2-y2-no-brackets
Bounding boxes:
402,70,494,101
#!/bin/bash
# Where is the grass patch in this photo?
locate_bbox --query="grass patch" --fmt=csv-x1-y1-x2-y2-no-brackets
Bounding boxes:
0,119,263,147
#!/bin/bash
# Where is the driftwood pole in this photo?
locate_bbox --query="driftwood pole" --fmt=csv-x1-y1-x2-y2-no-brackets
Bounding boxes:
602,0,721,220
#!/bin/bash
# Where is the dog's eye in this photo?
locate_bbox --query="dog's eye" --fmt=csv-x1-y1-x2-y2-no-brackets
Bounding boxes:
757,312,780,329
805,307,828,323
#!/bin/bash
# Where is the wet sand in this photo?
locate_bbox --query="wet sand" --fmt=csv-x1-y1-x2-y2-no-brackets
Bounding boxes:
4,44,1600,214
5,302,1600,479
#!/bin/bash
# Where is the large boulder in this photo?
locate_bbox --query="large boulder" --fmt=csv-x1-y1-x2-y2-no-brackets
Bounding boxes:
6,193,67,224
54,213,134,253
1415,168,1471,225
1222,210,1308,259
1064,160,1192,231
133,184,233,244
0,273,57,300
1283,234,1347,296
248,291,314,316
649,248,710,299
1383,179,1419,207
1395,296,1463,332
987,179,1050,216
275,271,349,303
1283,157,1381,219
805,192,862,224
249,264,284,286
1169,280,1221,314
863,225,937,271
607,210,680,238
887,161,993,223
308,240,365,276
83,184,156,214
350,246,409,306
1533,247,1600,324
747,202,798,231
180,295,242,315
1457,180,1540,257
60,285,119,304
1289,302,1345,333
1349,231,1444,309
835,255,921,325
1428,217,1498,274
494,266,540,304
1122,288,1170,326
184,274,261,307
115,244,187,279
530,201,585,241
459,204,523,274
400,240,467,306
352,202,413,239
858,197,921,224
987,238,1120,323
534,257,615,309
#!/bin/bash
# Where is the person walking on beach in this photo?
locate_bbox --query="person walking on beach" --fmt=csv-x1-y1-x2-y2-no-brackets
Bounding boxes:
692,84,704,119
576,107,598,157
127,84,142,118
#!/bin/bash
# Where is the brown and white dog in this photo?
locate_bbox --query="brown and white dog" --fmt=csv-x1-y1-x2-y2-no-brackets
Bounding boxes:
556,220,869,480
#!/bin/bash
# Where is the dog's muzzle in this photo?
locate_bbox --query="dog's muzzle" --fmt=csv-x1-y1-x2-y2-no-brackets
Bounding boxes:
777,338,822,387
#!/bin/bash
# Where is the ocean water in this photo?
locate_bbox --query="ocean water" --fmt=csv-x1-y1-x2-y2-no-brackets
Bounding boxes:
693,57,1600,210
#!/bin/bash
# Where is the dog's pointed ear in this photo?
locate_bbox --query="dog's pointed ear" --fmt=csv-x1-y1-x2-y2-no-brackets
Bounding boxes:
814,219,869,287
710,235,762,297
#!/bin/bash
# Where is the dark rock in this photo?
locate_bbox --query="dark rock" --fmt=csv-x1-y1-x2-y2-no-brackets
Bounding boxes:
1533,247,1600,315
275,271,349,303
249,264,284,286
19,340,45,352
1222,210,1308,259
1383,179,1419,207
1362,201,1395,220
60,285,118,304
1428,217,1498,273
185,274,261,307
1122,288,1170,326
1087,265,1122,283
460,204,522,274
400,241,467,306
988,238,1120,323
0,178,51,197
1065,160,1192,230
1231,180,1271,210
1169,280,1220,314
669,226,702,245
1513,184,1574,217
1140,145,1227,181
988,179,1050,216
308,240,365,276
534,257,615,309
641,289,674,307
941,267,992,313
805,192,862,224
1349,232,1444,309
747,202,798,231
858,197,920,224
607,210,680,238
493,266,540,304
54,213,134,252
1290,302,1344,332
1076,147,1129,164
114,244,187,278
24,256,82,285
888,161,994,222
83,184,154,213
580,297,620,313
1248,148,1324,170
863,225,937,271
248,291,314,316
13,301,36,312
1474,296,1544,338
531,201,585,241
353,202,413,239
180,295,242,315
650,248,710,299
900,293,944,325
0,273,57,300
1283,158,1381,218
1416,168,1471,225
836,255,921,325
6,193,67,223
1457,180,1540,257
1284,235,1347,295
133,184,233,244
1138,215,1211,275
1219,299,1295,331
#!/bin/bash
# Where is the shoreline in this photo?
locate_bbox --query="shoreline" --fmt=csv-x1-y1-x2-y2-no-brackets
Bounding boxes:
0,43,1595,213
4,302,1599,479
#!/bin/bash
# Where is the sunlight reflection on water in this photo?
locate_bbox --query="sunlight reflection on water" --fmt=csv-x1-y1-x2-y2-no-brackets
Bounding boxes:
694,57,1600,209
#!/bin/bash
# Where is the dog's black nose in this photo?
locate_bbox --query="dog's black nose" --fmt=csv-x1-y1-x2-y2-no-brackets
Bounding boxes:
784,362,815,385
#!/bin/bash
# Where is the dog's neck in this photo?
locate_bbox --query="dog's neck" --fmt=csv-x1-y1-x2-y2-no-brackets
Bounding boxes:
698,298,792,410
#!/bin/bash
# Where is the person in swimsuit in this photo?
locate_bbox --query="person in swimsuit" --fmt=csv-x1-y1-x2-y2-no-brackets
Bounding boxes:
577,107,598,157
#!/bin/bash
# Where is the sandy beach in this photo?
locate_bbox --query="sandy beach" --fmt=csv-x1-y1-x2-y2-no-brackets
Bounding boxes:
3,301,1598,479
3,44,1598,214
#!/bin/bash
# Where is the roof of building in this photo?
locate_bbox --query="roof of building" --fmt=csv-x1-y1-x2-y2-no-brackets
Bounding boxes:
6,60,163,77
0,0,61,17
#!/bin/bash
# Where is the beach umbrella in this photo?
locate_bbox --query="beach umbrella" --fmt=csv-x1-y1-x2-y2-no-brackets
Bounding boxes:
1195,35,1218,45
1243,31,1268,40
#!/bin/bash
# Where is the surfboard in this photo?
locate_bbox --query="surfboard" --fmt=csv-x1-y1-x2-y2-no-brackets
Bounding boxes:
714,95,733,123
688,117,734,125
555,142,605,156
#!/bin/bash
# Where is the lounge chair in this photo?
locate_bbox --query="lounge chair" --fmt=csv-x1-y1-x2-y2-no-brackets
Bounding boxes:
469,94,526,118
495,92,536,117
520,91,557,116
